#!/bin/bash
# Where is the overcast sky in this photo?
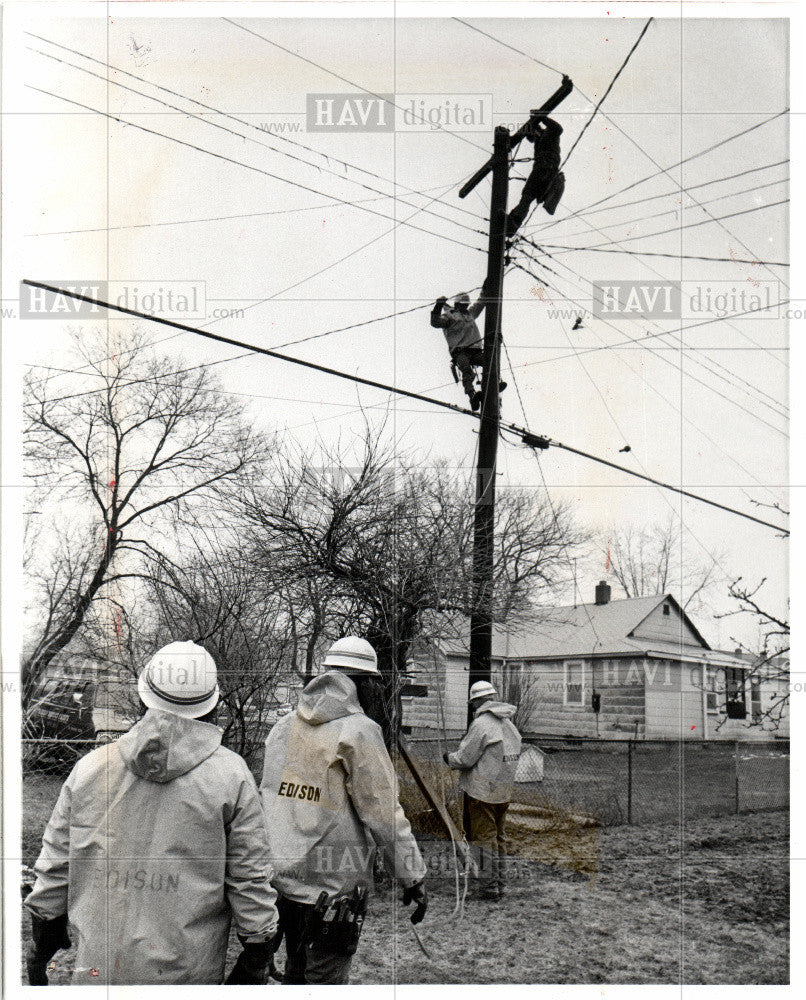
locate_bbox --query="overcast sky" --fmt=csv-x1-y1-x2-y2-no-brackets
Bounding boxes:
2,7,791,649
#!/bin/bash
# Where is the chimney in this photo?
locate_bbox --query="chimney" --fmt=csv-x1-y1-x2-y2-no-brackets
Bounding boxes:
595,580,611,606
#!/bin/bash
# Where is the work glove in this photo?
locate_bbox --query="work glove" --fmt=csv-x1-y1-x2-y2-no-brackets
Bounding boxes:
225,937,276,985
435,296,448,307
27,912,71,985
401,880,428,925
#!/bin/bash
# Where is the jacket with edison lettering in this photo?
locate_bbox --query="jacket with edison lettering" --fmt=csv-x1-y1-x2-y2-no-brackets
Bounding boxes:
24,709,277,985
260,670,426,904
447,700,522,803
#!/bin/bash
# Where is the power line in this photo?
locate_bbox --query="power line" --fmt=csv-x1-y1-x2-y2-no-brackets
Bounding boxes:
540,109,788,228
27,32,488,227
22,280,789,537
551,176,789,243
509,251,790,484
28,42,486,243
28,85,485,256
26,184,458,239
531,159,788,228
222,18,488,155
452,18,788,289
560,19,654,169
538,244,789,267
518,236,788,366
512,251,789,429
545,197,789,253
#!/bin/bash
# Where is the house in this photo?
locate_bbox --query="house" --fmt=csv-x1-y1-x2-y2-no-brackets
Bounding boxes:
402,582,789,741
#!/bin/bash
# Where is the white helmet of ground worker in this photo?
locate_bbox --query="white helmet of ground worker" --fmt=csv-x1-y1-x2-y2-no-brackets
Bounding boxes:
138,640,220,718
323,636,379,674
469,680,497,702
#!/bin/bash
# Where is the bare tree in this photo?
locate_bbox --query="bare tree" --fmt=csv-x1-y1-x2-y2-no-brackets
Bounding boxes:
597,517,725,613
23,330,264,705
140,522,298,764
230,428,580,742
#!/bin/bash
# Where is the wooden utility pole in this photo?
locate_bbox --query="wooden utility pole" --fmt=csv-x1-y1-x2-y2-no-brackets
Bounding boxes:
468,125,510,718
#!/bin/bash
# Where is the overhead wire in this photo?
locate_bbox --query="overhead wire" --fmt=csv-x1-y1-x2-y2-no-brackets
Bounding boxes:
28,42,487,243
28,85,485,256
511,250,789,432
222,18,489,155
456,17,788,289
27,32,488,227
21,280,789,537
514,242,789,419
559,19,654,169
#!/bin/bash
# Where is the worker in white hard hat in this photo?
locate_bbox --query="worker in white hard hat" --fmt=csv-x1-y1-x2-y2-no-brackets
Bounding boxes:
444,679,522,900
24,641,279,985
260,635,428,984
431,280,506,412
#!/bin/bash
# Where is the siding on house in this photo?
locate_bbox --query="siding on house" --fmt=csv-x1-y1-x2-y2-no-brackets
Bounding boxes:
515,658,646,738
631,601,706,647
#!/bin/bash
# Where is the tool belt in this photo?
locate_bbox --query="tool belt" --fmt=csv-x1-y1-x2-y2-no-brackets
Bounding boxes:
306,886,368,956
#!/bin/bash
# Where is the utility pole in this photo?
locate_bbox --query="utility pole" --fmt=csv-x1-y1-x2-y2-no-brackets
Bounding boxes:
468,125,510,719
461,78,573,723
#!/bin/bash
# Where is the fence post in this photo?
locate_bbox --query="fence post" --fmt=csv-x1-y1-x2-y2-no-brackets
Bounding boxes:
627,738,633,824
734,738,740,814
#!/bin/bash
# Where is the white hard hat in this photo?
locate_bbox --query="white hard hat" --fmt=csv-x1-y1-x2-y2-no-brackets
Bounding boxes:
469,680,497,702
138,641,219,719
323,636,379,674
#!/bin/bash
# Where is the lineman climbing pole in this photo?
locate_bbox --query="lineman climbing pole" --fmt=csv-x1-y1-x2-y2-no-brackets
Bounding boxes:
460,77,573,719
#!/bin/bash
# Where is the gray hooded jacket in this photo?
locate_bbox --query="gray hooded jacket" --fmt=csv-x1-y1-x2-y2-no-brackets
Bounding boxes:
24,709,278,984
447,700,522,803
260,670,426,904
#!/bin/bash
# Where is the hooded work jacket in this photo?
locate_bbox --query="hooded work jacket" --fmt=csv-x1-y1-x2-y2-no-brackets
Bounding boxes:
260,670,427,904
447,701,522,803
24,709,278,985
430,295,487,354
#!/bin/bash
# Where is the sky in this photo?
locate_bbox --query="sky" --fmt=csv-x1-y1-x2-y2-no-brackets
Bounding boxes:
1,5,791,652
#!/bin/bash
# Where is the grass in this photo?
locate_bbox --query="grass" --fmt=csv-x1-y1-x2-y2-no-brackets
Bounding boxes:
21,750,789,985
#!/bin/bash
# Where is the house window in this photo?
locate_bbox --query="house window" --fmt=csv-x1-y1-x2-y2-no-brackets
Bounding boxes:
564,660,584,706
726,667,747,719
663,603,671,616
750,678,762,721
705,667,719,713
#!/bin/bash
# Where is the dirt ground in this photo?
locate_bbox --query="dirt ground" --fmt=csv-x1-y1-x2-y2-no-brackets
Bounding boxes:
22,808,788,985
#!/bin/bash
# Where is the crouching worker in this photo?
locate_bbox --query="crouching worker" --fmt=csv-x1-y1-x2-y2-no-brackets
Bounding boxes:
24,641,279,985
261,636,428,985
444,681,522,900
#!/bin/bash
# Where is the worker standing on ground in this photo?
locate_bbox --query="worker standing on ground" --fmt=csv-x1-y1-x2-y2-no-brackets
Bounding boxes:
24,641,279,985
260,636,428,985
506,115,565,235
444,680,522,900
431,281,505,412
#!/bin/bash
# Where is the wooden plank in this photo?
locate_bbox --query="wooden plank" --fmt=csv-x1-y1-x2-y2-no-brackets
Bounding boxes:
397,736,471,863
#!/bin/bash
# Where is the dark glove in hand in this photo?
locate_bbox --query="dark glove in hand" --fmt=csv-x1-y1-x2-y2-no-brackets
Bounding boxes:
436,296,448,305
26,957,49,986
401,880,428,925
27,912,71,986
225,940,274,985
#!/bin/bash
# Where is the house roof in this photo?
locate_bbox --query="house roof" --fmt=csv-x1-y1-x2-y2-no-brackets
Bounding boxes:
441,593,713,661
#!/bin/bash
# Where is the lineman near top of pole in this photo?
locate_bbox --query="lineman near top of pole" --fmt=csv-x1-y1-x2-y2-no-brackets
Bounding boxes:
506,113,566,236
444,680,522,901
259,636,428,985
431,279,507,412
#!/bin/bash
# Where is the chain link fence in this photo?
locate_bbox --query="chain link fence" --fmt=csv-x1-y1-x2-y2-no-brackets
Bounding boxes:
21,734,788,879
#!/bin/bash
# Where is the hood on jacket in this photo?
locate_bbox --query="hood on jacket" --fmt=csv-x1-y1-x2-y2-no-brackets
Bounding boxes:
475,700,517,720
117,708,222,783
296,670,363,726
